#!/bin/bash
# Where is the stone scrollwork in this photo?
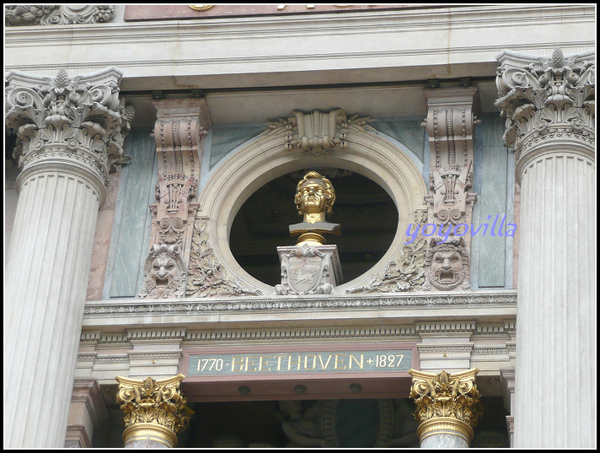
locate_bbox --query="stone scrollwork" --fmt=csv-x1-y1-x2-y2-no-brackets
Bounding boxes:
264,109,376,155
5,5,116,26
346,210,428,294
408,368,483,446
5,68,134,187
138,244,187,299
116,374,193,448
186,218,262,298
495,48,595,167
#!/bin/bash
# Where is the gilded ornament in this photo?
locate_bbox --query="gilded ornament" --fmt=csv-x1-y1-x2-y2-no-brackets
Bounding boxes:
116,374,194,447
408,368,482,445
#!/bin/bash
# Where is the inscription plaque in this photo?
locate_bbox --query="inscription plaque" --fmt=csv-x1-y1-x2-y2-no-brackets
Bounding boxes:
188,349,413,376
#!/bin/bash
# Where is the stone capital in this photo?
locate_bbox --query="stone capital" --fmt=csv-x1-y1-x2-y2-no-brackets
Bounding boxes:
495,48,595,178
115,374,193,448
5,67,134,204
408,368,482,446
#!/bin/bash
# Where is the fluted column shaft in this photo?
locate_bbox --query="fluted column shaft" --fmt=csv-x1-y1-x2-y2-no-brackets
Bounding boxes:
4,68,133,447
496,49,595,447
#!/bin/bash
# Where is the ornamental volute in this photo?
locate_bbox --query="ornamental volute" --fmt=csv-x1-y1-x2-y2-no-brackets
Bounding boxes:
495,48,595,181
408,368,482,446
116,374,194,448
5,67,135,206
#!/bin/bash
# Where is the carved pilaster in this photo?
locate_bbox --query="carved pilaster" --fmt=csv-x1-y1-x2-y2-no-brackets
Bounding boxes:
138,99,211,299
5,5,115,26
116,375,194,448
408,368,482,448
495,48,595,179
421,88,480,291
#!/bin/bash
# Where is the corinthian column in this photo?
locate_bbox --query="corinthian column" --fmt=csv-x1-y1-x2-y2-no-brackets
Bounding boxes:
116,375,194,448
408,368,482,448
496,49,595,448
4,68,133,447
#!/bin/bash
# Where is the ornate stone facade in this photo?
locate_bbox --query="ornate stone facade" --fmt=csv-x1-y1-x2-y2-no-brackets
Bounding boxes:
138,99,211,298
5,5,115,26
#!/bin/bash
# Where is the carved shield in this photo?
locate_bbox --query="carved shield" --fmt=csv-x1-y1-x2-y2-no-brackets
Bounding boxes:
286,253,328,294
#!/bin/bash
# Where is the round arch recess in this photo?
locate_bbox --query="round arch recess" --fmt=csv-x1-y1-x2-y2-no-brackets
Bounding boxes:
197,126,428,295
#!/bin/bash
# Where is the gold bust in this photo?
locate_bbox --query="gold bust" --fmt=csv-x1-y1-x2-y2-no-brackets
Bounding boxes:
289,171,341,245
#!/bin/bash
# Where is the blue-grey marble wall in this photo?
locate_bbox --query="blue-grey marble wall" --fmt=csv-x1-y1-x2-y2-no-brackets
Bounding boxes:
471,113,515,289
103,127,157,299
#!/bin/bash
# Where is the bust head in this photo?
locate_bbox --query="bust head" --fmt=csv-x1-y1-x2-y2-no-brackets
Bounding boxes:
294,171,336,218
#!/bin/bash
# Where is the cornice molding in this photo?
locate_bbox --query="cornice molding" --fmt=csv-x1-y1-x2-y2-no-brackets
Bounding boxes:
84,290,517,317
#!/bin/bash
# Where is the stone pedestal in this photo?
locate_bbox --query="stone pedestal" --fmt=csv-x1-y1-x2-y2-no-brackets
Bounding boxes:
275,244,342,295
408,369,482,448
4,68,132,448
496,49,595,448
116,375,193,448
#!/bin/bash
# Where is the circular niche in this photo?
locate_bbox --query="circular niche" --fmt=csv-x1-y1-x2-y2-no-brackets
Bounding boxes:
229,168,398,287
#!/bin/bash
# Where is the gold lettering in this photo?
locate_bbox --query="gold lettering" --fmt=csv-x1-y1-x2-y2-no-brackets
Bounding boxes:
245,356,259,372
273,354,286,371
231,356,244,372
349,353,364,369
318,354,332,370
334,353,347,370
259,355,272,372
304,354,317,370
288,355,302,371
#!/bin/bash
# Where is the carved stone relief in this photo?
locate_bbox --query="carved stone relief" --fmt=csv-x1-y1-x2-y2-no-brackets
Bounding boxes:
186,218,262,298
264,109,376,154
138,99,211,298
138,244,187,299
423,236,470,291
495,48,595,168
5,68,134,187
5,5,115,26
347,210,428,294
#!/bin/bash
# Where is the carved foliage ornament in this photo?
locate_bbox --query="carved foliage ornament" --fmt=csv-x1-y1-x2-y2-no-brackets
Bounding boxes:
186,218,262,298
5,68,134,185
347,210,428,294
115,375,193,444
495,48,595,155
264,109,376,155
408,369,482,428
5,5,115,26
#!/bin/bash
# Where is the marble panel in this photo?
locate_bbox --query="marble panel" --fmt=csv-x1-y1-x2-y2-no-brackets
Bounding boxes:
369,118,425,162
472,113,511,288
107,128,157,298
209,124,265,170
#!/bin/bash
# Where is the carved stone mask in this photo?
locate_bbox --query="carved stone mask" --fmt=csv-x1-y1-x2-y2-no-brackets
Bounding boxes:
139,244,186,298
425,236,469,290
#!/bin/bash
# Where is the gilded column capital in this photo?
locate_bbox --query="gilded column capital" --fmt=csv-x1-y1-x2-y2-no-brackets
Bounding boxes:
5,68,134,202
495,48,595,177
115,374,194,448
408,368,482,446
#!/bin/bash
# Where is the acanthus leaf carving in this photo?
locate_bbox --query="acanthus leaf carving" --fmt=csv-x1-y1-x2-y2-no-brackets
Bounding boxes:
5,5,115,26
186,218,262,298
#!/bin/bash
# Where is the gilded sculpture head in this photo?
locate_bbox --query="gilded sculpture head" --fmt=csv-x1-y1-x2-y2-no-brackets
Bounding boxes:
294,171,336,216
425,236,469,290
